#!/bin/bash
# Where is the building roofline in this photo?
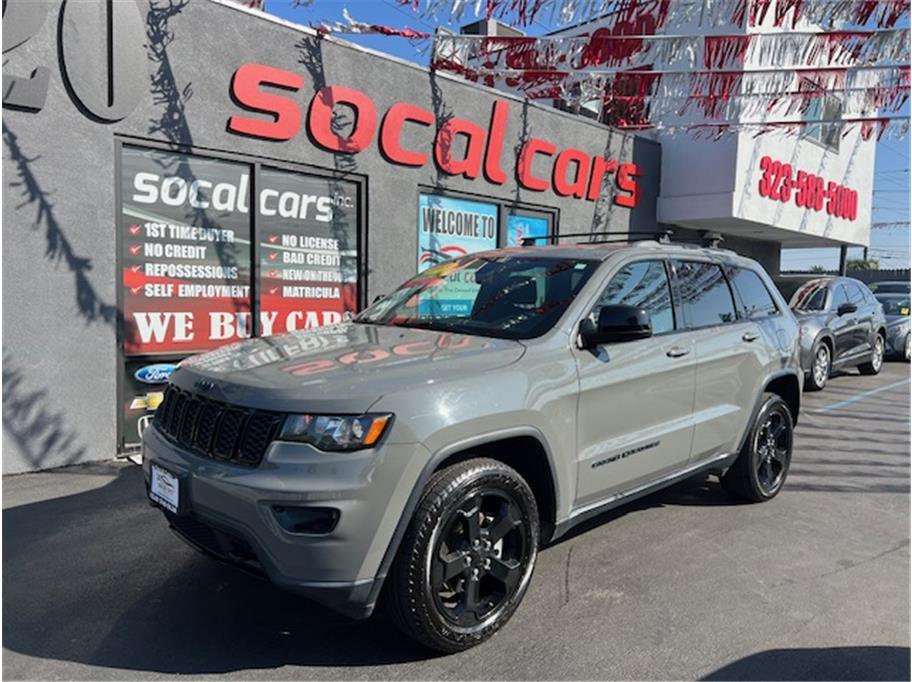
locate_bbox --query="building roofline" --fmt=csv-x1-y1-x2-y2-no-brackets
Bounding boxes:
206,0,653,142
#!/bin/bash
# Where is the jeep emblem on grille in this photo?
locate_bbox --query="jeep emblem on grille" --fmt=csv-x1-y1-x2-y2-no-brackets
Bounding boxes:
194,379,216,392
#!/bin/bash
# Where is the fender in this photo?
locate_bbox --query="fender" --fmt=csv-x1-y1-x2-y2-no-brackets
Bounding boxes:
362,425,561,615
734,367,801,456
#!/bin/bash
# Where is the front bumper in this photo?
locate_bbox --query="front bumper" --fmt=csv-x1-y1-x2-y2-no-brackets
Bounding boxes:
142,424,429,618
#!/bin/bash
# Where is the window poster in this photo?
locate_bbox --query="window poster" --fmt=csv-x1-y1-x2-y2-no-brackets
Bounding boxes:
507,213,550,247
256,168,359,335
120,146,252,355
417,194,497,273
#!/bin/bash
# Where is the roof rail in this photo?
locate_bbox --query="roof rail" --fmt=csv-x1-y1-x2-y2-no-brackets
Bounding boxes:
520,230,672,247
520,229,730,251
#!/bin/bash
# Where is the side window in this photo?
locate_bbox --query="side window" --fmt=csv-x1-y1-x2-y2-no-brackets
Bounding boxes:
594,260,675,334
846,282,866,305
729,267,779,319
830,284,849,309
675,261,737,328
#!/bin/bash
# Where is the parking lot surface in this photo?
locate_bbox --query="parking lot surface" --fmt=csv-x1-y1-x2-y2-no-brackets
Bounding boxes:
4,363,910,680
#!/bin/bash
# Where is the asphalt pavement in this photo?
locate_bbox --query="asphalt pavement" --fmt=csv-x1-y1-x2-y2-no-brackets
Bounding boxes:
3,363,910,680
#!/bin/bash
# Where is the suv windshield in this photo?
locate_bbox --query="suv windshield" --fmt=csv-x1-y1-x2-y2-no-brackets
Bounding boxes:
355,255,599,339
790,280,829,311
875,294,910,316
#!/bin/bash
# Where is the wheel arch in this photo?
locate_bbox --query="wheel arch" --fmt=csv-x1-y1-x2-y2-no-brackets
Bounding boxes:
816,330,835,358
428,434,559,544
764,372,801,426
366,427,561,614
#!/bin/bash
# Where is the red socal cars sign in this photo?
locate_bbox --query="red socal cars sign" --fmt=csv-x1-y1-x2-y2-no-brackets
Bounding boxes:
226,63,641,208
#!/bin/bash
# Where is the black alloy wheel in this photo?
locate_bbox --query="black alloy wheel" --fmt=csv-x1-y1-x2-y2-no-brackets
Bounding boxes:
430,490,526,628
385,458,539,652
722,393,794,502
754,405,792,496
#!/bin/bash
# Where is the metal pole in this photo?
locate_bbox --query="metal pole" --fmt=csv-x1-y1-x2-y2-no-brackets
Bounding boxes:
839,245,848,275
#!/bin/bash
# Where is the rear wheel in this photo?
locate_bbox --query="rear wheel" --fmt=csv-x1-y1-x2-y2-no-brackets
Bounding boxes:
722,393,793,502
385,458,539,653
859,333,885,375
806,341,830,391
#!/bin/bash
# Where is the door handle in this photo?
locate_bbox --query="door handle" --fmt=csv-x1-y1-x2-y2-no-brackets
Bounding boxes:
666,346,690,358
742,332,759,343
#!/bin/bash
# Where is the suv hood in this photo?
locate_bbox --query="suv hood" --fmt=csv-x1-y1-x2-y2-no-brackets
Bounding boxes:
171,322,526,413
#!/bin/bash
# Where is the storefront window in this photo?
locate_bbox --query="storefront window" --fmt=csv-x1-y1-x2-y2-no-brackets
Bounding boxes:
118,145,362,450
256,167,360,336
417,193,498,272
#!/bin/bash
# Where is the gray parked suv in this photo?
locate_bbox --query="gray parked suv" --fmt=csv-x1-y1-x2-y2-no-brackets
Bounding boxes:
143,241,802,652
777,276,887,391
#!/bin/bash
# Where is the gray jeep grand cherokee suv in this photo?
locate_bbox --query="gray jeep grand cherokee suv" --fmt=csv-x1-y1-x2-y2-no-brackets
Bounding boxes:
143,240,802,652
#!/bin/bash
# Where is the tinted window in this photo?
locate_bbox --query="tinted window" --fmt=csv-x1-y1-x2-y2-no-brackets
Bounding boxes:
730,268,778,319
831,284,849,309
675,261,737,328
594,260,674,334
871,282,910,294
845,282,866,305
875,294,910,316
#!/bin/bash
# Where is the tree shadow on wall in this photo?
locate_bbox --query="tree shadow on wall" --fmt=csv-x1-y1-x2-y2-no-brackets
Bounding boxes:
2,122,119,331
296,37,360,276
145,0,242,314
2,349,87,472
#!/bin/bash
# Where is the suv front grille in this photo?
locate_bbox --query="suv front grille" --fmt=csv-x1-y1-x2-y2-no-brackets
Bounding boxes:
154,385,283,466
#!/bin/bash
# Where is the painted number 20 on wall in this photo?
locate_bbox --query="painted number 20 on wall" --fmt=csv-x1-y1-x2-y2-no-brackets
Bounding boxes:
758,156,858,221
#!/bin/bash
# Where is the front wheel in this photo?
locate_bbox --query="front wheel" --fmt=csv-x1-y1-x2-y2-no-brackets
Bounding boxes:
385,458,539,653
722,393,794,502
859,333,885,375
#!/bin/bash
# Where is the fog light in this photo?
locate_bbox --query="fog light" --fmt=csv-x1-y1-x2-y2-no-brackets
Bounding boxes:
272,505,339,534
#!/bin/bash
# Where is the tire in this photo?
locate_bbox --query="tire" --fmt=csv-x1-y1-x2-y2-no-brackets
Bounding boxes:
806,340,831,392
859,332,885,375
385,458,539,653
905,333,911,363
722,393,794,502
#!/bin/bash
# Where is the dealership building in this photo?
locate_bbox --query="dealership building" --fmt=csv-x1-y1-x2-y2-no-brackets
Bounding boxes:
1,0,874,473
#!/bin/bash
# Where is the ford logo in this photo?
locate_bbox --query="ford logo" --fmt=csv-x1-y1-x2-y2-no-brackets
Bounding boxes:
134,364,176,385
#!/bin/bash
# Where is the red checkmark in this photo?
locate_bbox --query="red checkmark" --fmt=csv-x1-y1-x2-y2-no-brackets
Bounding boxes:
130,285,143,295
129,245,142,256
129,224,142,236
268,269,278,278
268,252,278,261
269,287,278,295
131,265,142,273
267,234,278,244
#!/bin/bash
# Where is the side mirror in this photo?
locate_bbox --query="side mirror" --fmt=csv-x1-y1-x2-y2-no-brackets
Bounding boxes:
580,304,653,349
837,302,857,316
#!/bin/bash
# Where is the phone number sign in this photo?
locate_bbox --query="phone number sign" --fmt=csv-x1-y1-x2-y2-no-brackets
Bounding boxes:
758,156,858,221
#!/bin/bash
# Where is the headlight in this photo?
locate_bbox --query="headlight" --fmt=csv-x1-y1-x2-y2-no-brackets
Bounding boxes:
278,413,393,451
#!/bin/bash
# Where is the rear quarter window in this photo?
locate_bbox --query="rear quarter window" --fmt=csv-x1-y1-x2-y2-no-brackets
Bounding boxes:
729,268,779,319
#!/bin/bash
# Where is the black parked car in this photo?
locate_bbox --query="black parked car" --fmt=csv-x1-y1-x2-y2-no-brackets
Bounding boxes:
777,276,888,391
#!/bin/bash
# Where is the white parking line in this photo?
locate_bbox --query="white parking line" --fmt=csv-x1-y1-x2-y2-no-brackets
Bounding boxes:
812,378,912,413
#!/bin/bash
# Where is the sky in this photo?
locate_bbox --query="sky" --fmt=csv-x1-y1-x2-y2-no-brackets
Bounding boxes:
266,0,911,271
